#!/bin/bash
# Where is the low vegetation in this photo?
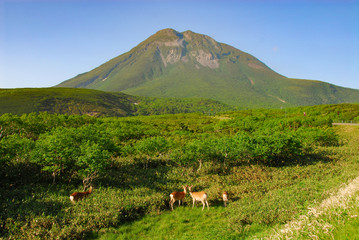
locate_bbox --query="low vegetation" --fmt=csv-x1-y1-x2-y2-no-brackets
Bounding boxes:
0,88,233,117
0,103,358,239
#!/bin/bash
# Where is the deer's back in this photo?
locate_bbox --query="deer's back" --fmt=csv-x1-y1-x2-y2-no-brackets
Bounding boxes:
70,191,89,201
191,191,207,201
170,191,185,200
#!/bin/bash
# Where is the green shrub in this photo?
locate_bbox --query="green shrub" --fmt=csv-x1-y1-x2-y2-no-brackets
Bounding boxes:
30,126,113,184
0,134,34,163
296,127,339,147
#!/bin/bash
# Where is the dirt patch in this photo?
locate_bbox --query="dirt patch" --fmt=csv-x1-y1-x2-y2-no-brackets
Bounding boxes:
248,62,264,70
268,94,286,103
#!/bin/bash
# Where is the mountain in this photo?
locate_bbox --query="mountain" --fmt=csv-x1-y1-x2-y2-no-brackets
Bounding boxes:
56,28,359,108
0,88,232,116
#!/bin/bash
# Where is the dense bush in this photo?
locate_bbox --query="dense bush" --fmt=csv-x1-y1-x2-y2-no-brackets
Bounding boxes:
0,134,34,164
30,126,115,185
171,131,303,167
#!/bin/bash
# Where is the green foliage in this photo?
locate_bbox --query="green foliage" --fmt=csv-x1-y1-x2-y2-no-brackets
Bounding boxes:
77,142,111,181
133,136,169,168
171,130,304,167
296,127,339,148
30,126,114,184
171,138,209,165
0,134,34,164
234,131,303,165
31,128,77,182
134,136,169,156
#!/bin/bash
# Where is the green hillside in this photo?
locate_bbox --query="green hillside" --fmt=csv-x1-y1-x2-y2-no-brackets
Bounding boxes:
0,88,136,117
56,28,359,108
0,88,233,116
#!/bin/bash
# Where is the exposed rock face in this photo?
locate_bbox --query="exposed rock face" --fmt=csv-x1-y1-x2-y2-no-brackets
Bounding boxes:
153,29,220,69
190,50,219,69
159,48,182,67
157,38,185,48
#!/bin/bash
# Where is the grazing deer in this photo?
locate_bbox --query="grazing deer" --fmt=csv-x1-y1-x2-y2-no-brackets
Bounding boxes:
169,185,187,211
70,186,93,203
223,191,228,207
188,185,209,211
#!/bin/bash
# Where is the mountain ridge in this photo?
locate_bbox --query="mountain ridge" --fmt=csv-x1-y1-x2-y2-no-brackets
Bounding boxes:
56,28,359,108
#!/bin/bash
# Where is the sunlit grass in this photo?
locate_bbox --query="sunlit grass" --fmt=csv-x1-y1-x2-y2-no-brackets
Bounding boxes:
97,205,237,240
333,213,359,239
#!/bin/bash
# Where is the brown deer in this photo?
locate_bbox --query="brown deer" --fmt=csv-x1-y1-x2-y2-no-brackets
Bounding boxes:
188,185,209,211
70,186,93,203
169,185,187,211
223,191,228,207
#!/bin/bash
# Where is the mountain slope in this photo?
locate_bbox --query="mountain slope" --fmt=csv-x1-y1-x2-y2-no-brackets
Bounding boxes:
0,88,232,116
56,28,359,107
0,88,136,116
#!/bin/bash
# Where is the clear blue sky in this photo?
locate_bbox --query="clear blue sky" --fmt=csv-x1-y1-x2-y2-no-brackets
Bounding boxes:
1,0,358,90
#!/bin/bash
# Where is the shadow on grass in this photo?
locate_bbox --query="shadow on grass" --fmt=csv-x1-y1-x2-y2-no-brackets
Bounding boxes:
251,151,335,168
96,158,178,191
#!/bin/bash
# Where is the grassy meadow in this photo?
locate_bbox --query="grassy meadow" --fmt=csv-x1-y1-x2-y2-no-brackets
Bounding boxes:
1,104,359,239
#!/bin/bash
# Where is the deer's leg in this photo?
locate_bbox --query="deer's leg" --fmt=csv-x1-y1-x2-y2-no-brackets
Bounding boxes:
169,198,174,210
